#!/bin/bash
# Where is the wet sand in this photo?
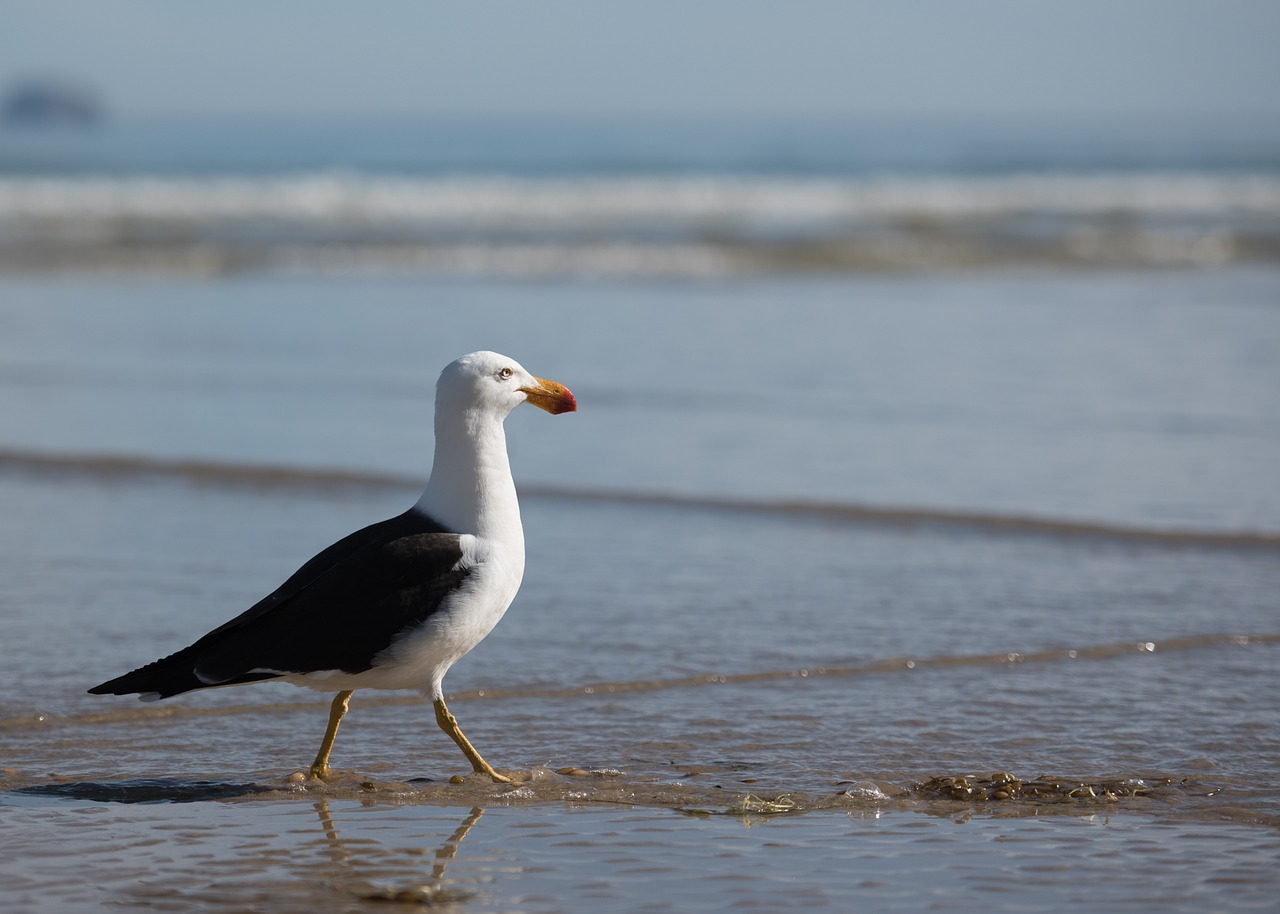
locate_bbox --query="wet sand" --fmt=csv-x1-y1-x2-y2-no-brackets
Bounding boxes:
5,788,1280,913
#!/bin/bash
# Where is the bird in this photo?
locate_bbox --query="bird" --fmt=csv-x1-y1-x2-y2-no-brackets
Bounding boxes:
89,351,576,782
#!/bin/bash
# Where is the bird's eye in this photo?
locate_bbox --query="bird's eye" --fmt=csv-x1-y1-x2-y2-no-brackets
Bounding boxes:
498,367,513,380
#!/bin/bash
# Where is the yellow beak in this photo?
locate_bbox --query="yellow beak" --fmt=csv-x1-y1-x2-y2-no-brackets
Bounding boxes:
519,376,577,415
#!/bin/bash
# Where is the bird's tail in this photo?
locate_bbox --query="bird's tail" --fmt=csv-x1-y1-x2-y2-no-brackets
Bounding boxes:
88,647,276,701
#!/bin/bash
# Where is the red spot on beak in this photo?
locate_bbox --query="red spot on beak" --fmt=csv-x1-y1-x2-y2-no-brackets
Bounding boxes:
521,377,577,414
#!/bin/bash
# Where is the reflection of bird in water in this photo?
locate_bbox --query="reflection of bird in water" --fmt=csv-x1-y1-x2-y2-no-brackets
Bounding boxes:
90,352,576,781
314,799,485,904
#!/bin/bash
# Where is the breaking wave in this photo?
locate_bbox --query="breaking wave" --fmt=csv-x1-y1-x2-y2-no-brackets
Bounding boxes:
2,172,1278,275
3,172,1278,225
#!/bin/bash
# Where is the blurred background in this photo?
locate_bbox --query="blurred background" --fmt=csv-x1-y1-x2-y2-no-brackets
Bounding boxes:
2,1,1279,277
1,0,1278,533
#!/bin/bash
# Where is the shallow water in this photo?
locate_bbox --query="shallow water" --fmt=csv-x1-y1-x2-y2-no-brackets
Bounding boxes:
2,269,1279,531
2,268,1279,910
2,461,1279,912
4,795,1280,914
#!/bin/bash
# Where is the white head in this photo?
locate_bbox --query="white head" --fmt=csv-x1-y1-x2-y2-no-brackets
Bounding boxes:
435,351,577,422
419,351,575,534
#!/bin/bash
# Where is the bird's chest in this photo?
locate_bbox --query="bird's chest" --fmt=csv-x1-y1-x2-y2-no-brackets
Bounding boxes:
433,556,523,652
375,540,524,686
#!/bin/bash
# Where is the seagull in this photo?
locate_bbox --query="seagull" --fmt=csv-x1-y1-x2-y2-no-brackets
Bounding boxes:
89,351,576,782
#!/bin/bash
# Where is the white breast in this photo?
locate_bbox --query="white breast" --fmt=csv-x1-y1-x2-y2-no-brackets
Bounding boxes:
367,534,525,697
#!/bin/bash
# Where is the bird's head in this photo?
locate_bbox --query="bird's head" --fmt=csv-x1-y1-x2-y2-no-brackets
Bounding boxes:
437,351,577,419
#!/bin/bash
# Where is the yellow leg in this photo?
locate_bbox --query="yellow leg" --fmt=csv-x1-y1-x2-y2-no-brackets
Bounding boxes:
433,696,512,783
309,690,354,780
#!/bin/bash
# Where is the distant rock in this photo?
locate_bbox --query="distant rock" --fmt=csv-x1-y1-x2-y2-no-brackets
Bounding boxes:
3,79,103,126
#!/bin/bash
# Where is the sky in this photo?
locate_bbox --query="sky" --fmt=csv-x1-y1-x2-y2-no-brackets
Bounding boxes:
2,0,1279,119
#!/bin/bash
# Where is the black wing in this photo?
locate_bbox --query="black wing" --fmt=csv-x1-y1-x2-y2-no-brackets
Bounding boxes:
89,508,470,699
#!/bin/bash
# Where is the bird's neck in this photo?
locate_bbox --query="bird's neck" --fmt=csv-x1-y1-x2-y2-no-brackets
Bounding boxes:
415,408,523,543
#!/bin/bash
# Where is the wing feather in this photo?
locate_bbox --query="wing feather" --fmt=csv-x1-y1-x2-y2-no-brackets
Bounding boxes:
88,508,467,698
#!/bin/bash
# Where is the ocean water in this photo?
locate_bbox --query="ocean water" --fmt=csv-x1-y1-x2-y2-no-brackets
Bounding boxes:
2,114,1279,276
1,116,1279,911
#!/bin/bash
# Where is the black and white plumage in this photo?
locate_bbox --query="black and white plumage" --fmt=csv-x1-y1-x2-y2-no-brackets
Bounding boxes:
89,351,577,781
